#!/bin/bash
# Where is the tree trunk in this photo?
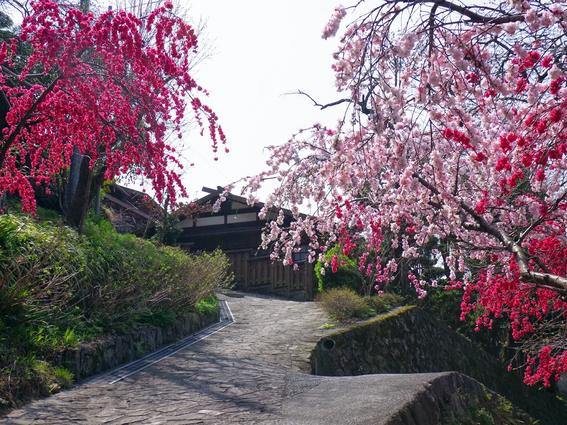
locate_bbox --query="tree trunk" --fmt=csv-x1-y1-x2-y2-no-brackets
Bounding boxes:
66,154,93,234
65,153,107,234
66,146,82,209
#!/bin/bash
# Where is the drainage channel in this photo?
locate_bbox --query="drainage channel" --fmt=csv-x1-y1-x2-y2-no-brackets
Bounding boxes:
87,300,234,385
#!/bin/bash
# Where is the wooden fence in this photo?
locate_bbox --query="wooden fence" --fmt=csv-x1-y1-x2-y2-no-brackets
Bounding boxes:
225,249,315,300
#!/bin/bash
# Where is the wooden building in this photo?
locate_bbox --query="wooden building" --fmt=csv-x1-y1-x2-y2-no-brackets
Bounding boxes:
101,184,163,236
176,187,316,300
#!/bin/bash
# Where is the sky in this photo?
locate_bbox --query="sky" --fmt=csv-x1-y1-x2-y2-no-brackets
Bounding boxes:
176,0,347,201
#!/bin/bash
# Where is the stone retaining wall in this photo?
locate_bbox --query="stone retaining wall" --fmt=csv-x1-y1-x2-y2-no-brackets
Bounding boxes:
385,372,535,425
53,311,219,381
311,306,567,425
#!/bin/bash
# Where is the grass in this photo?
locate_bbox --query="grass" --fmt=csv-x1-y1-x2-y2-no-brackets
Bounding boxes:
53,367,74,389
0,357,75,408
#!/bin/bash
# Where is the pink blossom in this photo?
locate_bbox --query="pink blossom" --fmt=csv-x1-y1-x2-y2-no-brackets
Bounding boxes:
322,6,347,39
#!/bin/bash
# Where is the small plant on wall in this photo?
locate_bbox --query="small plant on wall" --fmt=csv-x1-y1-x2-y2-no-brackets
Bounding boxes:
316,287,403,323
315,244,377,296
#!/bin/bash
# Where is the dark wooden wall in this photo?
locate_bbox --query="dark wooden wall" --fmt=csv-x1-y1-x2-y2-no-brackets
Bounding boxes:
226,250,314,301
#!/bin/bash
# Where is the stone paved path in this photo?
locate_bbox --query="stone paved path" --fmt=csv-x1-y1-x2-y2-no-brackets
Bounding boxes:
0,293,334,424
1,292,456,424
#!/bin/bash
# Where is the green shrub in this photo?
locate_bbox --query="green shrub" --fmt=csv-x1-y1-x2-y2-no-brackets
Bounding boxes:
0,213,232,336
194,296,219,316
316,287,374,322
0,215,86,354
317,288,405,323
137,309,178,328
79,218,232,329
315,246,362,293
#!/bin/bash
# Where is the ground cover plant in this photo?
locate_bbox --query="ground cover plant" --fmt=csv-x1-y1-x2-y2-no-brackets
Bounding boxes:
246,0,567,387
0,207,231,408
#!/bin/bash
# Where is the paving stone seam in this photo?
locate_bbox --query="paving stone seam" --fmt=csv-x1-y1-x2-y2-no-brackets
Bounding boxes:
87,300,235,385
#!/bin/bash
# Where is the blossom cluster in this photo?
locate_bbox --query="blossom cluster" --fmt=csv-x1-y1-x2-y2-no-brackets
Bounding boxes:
0,0,226,212
322,5,346,39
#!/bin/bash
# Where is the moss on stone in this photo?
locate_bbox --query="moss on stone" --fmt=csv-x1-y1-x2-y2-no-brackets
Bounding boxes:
441,386,537,425
348,305,415,330
323,305,415,339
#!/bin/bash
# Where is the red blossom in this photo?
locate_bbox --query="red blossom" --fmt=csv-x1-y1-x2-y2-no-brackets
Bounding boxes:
331,254,339,273
444,129,473,149
495,157,512,172
541,56,554,68
515,78,528,93
550,107,562,123
499,134,514,152
536,119,548,134
0,0,225,211
550,77,564,95
466,72,480,84
508,169,524,187
518,51,540,72
475,197,488,215
442,128,453,139
473,152,487,162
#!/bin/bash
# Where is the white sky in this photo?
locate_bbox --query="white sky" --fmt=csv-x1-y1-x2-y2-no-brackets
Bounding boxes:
176,0,347,201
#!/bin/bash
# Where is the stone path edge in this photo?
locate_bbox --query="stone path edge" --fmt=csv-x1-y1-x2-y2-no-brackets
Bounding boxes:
87,300,235,385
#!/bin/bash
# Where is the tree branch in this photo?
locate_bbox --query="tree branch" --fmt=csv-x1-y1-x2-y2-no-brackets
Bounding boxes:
1,66,34,89
412,172,567,295
518,191,567,243
459,200,567,295
295,90,374,114
398,0,525,25
296,90,353,110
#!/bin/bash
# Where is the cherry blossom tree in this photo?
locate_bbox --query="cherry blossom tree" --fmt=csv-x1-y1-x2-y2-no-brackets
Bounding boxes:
246,0,567,387
0,0,225,222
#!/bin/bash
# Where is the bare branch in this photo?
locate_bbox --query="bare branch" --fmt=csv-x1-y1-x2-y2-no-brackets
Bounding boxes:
295,90,353,110
398,0,525,25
